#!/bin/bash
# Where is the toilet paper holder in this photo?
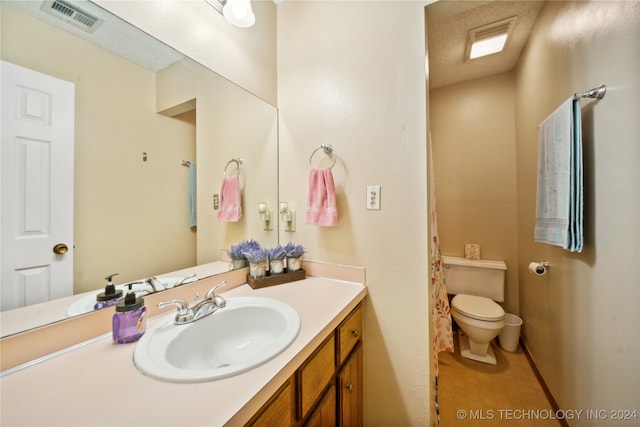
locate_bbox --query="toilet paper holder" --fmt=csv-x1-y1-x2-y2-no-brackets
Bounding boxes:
529,261,550,275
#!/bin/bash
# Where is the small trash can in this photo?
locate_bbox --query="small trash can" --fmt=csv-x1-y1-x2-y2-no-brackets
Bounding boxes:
499,313,523,352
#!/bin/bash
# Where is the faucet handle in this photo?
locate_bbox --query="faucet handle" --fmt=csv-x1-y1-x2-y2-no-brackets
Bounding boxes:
174,273,197,287
157,299,194,324
206,281,227,309
131,277,164,293
148,277,166,291
205,280,227,299
158,299,190,314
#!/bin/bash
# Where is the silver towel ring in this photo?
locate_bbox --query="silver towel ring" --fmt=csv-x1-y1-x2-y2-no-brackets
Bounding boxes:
223,158,243,177
309,144,337,169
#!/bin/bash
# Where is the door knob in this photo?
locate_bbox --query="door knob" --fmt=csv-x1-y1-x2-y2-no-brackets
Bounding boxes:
53,243,69,254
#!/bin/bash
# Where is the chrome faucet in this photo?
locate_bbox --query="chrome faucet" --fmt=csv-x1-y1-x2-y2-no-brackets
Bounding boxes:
173,273,197,287
129,277,166,294
157,281,227,325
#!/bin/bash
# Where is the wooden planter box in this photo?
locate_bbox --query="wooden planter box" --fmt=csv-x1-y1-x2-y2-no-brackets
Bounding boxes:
247,269,306,289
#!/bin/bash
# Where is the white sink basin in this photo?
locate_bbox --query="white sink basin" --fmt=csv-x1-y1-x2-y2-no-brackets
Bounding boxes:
133,297,300,383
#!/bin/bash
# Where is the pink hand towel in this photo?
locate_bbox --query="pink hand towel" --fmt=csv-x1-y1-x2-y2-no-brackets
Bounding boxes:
217,176,242,222
306,167,339,226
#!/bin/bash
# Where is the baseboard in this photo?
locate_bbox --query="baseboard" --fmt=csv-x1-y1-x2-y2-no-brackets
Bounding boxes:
519,338,570,427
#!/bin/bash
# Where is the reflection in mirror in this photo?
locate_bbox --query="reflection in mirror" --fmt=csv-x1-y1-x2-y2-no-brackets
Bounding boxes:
0,0,278,337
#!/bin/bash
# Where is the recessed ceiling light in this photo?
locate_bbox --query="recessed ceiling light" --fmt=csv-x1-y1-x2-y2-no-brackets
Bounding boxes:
466,16,517,61
469,33,509,59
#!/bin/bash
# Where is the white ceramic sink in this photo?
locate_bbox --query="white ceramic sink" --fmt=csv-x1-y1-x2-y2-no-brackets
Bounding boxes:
133,297,300,383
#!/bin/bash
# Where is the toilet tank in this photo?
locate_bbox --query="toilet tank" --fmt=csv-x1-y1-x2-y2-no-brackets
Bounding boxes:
441,256,506,302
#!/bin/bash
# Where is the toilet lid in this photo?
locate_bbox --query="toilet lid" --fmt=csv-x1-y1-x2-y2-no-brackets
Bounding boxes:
452,294,505,321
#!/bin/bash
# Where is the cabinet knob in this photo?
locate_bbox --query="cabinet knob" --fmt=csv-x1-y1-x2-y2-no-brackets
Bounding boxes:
351,329,360,338
345,383,354,393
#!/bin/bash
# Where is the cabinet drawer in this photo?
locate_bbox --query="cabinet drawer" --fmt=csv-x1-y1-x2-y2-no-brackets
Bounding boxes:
337,305,363,365
298,334,336,420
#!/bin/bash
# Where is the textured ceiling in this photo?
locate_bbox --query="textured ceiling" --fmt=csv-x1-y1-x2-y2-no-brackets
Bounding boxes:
427,0,545,90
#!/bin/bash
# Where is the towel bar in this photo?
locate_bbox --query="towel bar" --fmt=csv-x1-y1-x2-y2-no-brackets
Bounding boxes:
574,84,606,100
223,158,243,177
309,144,337,169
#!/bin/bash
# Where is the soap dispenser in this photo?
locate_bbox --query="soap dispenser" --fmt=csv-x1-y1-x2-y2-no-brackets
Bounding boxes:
112,284,146,344
94,273,124,310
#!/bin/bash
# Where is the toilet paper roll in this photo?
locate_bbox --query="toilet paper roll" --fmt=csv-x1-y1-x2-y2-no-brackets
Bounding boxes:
528,262,546,275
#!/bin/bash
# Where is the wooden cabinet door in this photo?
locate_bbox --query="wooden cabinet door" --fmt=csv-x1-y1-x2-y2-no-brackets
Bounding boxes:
298,335,336,420
304,384,336,427
249,378,295,427
338,343,363,427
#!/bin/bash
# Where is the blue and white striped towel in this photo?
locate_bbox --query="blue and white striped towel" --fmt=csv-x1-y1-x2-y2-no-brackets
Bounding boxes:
534,97,583,252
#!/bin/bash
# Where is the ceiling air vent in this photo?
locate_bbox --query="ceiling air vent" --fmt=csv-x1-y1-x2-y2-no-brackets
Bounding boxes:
41,0,103,33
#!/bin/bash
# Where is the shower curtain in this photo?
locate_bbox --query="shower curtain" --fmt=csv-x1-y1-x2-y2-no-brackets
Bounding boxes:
429,137,454,426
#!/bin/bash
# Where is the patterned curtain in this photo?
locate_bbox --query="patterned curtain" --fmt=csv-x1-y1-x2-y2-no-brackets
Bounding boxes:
429,137,454,426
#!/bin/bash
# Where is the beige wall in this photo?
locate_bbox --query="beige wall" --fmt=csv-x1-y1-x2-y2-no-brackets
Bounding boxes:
277,2,430,425
1,5,197,292
430,72,520,314
515,1,639,420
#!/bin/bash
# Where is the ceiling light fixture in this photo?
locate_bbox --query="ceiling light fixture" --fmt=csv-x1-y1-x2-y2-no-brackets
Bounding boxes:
469,33,508,59
205,0,255,28
466,16,517,61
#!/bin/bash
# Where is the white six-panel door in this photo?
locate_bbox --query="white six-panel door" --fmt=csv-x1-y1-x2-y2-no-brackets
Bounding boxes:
1,60,74,311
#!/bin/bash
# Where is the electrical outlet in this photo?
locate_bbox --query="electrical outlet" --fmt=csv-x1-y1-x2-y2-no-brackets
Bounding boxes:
367,185,381,210
213,194,219,210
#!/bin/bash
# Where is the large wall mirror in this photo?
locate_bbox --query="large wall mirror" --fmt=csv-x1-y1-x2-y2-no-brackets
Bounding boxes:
0,0,278,337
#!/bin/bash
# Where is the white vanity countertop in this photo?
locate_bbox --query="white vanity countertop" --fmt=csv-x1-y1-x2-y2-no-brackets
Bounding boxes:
0,276,367,426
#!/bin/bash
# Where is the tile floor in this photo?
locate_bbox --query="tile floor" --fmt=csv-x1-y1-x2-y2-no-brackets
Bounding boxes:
437,331,563,427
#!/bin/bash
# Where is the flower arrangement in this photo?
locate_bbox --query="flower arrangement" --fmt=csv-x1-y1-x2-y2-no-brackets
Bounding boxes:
227,240,307,279
243,247,269,279
267,245,287,260
226,239,261,260
265,245,287,274
283,242,305,272
283,242,306,258
243,248,269,264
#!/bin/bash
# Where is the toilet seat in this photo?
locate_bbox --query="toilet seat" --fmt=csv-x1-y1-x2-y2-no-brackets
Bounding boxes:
452,294,505,322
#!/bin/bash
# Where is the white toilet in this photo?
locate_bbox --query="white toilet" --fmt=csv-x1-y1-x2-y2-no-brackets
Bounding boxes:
442,256,507,365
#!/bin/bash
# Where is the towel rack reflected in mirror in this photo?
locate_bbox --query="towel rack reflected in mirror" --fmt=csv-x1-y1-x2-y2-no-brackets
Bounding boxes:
224,158,243,177
309,144,337,169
